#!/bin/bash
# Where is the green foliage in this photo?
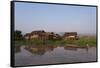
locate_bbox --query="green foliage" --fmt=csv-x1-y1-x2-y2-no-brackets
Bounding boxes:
15,36,96,47
15,30,23,40
73,36,96,46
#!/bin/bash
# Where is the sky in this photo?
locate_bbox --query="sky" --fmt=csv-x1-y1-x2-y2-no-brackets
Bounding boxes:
15,2,96,35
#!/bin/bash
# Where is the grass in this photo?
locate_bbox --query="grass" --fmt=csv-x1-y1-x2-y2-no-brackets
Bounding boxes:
75,36,96,46
15,36,96,47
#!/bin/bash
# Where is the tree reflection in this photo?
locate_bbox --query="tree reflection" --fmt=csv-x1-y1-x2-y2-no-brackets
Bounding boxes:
24,45,55,55
15,45,21,53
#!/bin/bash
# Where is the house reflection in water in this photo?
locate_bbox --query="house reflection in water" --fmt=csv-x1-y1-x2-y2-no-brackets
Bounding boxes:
64,45,89,53
24,45,55,55
64,46,77,51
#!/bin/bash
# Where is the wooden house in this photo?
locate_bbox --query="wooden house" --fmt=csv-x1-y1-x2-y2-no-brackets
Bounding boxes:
24,33,31,40
63,32,79,40
24,30,60,40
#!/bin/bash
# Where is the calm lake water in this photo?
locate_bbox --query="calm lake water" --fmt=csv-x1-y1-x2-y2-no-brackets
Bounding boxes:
15,45,97,66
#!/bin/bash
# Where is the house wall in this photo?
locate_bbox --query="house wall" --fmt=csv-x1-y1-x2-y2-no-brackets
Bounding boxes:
24,36,30,40
30,35,39,39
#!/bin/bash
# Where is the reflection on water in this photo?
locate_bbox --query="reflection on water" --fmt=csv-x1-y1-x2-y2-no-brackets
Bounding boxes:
25,45,55,55
15,45,21,53
64,46,77,51
15,45,97,66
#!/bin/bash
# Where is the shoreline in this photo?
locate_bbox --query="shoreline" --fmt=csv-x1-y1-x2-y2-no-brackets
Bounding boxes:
15,44,96,49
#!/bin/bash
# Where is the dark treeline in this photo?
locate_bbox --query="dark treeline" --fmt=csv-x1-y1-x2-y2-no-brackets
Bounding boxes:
15,30,23,40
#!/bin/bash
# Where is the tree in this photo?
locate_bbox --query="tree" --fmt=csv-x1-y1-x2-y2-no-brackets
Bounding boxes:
15,30,23,40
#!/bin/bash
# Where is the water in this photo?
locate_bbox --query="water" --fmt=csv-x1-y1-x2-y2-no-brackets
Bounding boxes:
15,45,97,66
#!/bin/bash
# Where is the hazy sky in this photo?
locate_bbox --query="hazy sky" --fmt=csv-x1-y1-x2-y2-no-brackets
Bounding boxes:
15,2,96,35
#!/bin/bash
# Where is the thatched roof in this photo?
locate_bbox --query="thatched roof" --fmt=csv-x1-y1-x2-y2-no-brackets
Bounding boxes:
63,32,77,37
24,33,31,37
31,30,45,34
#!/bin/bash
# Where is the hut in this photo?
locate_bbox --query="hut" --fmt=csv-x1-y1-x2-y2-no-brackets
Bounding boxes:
53,34,61,40
63,32,79,40
30,30,45,40
24,30,62,40
24,33,31,40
